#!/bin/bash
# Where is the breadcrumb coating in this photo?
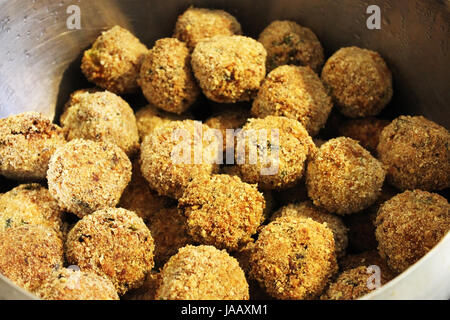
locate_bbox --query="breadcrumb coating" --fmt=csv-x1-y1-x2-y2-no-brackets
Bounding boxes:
65,208,155,295
339,250,395,280
271,201,348,258
0,183,63,236
0,225,63,293
36,268,119,300
174,6,242,51
139,120,220,199
250,216,337,299
377,116,450,191
237,116,316,190
321,46,392,118
375,190,450,273
0,112,65,180
61,90,139,156
306,137,385,214
156,245,249,300
138,38,200,114
251,65,333,136
179,174,265,251
258,20,324,73
81,25,148,94
191,35,267,103
47,139,131,217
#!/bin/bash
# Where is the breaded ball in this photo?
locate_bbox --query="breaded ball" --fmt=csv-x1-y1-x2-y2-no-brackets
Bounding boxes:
156,245,249,300
258,20,324,73
146,207,192,267
81,25,148,94
375,190,450,273
0,225,63,292
306,137,385,214
140,120,220,199
321,47,393,118
47,139,132,217
36,268,119,300
119,158,174,223
65,208,155,295
0,112,65,180
271,201,348,258
237,116,316,190
61,90,139,156
138,38,200,114
250,216,337,299
191,35,267,103
321,266,390,300
123,271,161,300
251,65,333,136
135,104,191,141
60,88,101,119
0,183,63,235
178,174,264,251
338,117,389,154
339,250,395,279
174,6,242,51
377,116,450,191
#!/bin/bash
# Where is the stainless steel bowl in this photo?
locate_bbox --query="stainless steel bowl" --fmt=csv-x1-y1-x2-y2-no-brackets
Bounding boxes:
0,0,449,300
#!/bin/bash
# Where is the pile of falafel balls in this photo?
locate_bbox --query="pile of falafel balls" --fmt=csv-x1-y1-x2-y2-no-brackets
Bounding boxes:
0,6,449,300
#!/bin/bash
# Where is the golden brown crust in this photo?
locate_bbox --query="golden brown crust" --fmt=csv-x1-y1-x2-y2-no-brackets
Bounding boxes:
156,245,249,300
61,90,139,156
179,174,264,251
306,137,385,214
47,139,132,217
321,46,392,118
0,225,63,293
65,208,155,295
138,38,200,114
338,250,395,280
0,112,65,180
251,65,333,136
258,20,324,73
36,268,119,300
191,35,267,103
174,6,242,51
81,26,148,94
250,216,337,299
377,116,450,191
375,190,450,273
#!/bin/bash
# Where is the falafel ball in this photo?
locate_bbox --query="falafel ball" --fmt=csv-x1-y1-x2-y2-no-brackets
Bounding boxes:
258,20,324,73
0,112,65,180
47,139,132,217
60,90,139,156
81,25,148,94
65,208,155,295
251,65,333,136
0,225,63,292
139,120,220,199
338,117,389,155
191,35,267,103
36,268,119,300
270,201,348,258
156,245,249,300
250,216,337,299
321,47,392,118
174,7,242,51
0,183,63,235
138,38,200,114
375,190,450,273
306,137,385,214
178,174,265,251
135,104,191,141
237,116,316,190
145,206,192,267
377,116,450,191
320,266,390,300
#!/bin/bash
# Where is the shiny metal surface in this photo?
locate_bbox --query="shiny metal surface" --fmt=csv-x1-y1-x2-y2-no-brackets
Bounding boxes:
0,0,449,300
